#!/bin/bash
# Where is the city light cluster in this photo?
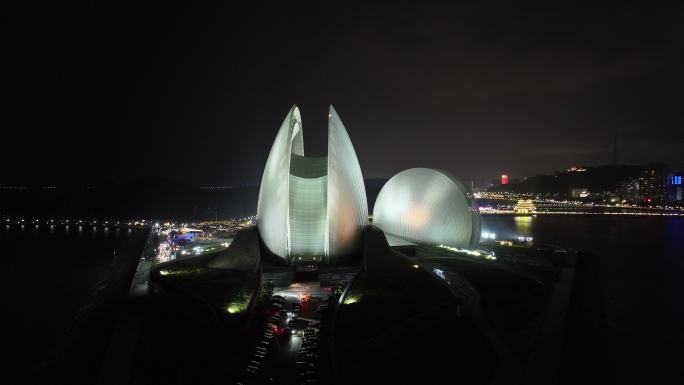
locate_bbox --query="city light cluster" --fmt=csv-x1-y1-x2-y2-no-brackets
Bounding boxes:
437,244,497,260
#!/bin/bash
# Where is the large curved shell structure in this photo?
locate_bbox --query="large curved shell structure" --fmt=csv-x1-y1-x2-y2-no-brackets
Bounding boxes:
256,105,368,262
256,106,303,259
326,106,369,260
372,168,481,249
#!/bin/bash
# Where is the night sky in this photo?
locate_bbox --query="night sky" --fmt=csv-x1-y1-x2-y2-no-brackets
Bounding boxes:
8,0,683,186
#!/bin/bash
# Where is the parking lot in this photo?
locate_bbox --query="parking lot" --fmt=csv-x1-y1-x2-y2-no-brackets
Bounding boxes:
237,282,331,385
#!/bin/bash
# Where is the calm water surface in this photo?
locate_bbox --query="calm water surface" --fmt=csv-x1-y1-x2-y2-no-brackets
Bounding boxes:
3,223,148,377
482,215,684,383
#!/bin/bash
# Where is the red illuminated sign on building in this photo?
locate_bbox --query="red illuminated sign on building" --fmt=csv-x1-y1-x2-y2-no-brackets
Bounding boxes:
501,175,509,185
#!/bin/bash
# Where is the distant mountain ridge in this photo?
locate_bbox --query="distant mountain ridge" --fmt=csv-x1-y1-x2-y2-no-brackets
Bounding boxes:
488,164,662,195
1,177,389,221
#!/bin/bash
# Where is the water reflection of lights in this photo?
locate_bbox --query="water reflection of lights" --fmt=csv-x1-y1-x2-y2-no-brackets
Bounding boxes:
514,216,533,221
513,215,533,239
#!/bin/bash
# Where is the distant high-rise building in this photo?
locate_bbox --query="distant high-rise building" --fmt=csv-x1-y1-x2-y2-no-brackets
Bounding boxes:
667,172,683,203
501,174,509,185
638,164,666,204
617,178,640,201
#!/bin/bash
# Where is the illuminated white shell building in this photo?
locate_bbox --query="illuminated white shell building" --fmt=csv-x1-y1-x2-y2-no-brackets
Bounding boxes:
256,105,368,263
372,168,481,249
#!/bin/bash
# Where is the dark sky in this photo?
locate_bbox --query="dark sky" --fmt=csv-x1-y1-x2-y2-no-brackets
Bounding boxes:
7,0,683,186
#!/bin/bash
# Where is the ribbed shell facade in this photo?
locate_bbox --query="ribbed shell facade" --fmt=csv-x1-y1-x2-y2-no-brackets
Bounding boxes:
256,105,368,262
256,106,303,260
372,168,481,249
325,106,369,260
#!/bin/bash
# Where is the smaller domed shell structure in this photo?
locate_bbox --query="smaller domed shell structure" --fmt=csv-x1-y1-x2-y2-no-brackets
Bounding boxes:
372,168,481,249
